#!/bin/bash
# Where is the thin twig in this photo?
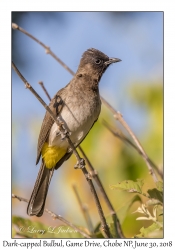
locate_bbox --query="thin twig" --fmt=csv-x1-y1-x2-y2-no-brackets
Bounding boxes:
102,120,163,179
101,96,159,183
12,194,90,238
12,193,28,203
72,184,94,235
38,81,51,101
78,146,124,238
45,209,90,238
12,62,111,238
80,166,111,238
12,23,74,76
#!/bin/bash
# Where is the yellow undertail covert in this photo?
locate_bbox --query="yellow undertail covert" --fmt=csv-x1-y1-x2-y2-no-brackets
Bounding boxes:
41,142,67,169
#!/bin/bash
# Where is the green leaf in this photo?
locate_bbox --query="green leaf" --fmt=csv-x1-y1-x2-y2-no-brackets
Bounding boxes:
110,179,144,194
12,216,86,238
134,222,163,238
147,188,163,204
127,195,142,211
92,221,105,238
156,181,163,192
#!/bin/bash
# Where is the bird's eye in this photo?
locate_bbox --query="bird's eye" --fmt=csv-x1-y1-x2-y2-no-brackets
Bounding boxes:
95,59,102,65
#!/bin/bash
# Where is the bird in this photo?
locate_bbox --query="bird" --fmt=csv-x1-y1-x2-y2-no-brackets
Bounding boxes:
27,48,121,217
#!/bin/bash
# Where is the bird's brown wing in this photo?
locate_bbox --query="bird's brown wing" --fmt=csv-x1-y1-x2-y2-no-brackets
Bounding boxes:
36,90,64,165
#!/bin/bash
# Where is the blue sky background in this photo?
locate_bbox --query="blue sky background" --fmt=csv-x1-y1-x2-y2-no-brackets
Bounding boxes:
12,12,163,218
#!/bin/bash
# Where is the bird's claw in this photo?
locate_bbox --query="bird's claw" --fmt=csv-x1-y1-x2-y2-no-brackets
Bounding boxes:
60,128,71,140
74,158,85,169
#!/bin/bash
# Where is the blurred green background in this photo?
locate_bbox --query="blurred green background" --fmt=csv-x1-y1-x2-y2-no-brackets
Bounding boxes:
12,12,163,238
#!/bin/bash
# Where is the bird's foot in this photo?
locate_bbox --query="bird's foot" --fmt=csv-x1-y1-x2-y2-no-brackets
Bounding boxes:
74,158,85,169
56,129,71,140
56,124,71,140
60,129,71,140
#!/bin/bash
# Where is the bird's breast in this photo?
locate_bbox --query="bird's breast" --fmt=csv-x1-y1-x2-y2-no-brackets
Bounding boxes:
48,96,101,149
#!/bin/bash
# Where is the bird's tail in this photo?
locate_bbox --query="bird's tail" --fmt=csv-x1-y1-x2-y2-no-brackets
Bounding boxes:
27,160,54,217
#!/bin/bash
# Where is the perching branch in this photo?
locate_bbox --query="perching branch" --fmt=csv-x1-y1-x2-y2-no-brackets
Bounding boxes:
12,194,91,238
76,163,112,238
78,146,124,238
12,62,111,238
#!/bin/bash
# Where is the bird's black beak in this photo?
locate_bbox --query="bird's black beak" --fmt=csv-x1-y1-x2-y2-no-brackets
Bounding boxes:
105,57,122,65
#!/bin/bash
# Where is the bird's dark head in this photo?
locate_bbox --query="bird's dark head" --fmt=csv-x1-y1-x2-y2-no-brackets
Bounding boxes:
77,48,121,80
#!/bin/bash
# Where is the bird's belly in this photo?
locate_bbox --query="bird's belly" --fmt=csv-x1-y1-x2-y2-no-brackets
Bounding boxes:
48,104,100,149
